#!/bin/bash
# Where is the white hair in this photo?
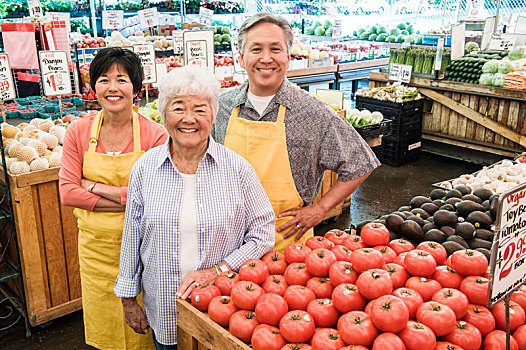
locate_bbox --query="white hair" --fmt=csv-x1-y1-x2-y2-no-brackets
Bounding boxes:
157,65,220,124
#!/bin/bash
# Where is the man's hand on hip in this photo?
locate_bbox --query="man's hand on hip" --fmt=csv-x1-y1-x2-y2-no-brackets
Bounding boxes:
277,203,328,241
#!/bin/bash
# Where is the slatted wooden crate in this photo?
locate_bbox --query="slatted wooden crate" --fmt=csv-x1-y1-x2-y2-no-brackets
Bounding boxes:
2,168,81,326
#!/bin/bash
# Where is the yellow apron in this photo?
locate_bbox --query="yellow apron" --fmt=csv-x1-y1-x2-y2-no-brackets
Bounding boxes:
74,111,154,350
224,105,314,253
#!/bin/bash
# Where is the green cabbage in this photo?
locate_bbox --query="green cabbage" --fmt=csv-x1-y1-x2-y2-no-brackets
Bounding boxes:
498,59,515,74
482,60,500,74
479,73,494,85
509,46,526,61
492,73,506,87
465,42,480,54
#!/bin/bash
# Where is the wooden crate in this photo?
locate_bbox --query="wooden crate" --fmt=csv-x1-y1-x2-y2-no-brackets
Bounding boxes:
2,168,81,326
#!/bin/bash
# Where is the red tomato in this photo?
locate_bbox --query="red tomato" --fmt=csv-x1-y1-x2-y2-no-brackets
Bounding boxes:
389,238,415,255
360,222,389,246
229,310,260,343
306,277,334,299
432,265,463,290
511,288,526,311
397,321,437,350
434,341,465,349
331,244,353,262
460,276,489,305
331,283,366,313
305,236,334,250
392,287,424,319
372,332,407,350
404,250,437,277
325,229,350,245
462,304,495,336
310,328,345,350
284,263,312,286
512,324,526,350
255,293,289,326
339,346,368,350
239,259,270,285
262,251,288,275
383,263,409,289
483,330,519,350
230,281,265,310
262,275,289,296
307,298,340,328
329,261,358,287
285,243,312,264
283,285,316,311
305,248,337,277
492,300,526,331
343,235,367,251
280,344,312,350
370,295,409,333
405,277,442,301
251,324,287,350
432,288,468,319
356,268,393,300
364,299,373,314
337,311,378,347
442,320,482,350
279,310,315,343
351,248,384,273
393,252,409,266
445,255,453,267
190,284,221,311
451,250,488,277
373,245,397,264
416,241,447,265
208,295,238,326
215,271,240,296
416,301,457,336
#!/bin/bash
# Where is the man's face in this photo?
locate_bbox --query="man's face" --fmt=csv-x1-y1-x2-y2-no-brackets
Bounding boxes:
239,22,290,97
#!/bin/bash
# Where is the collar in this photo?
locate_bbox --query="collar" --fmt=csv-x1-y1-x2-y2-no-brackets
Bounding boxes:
232,78,294,110
155,135,220,169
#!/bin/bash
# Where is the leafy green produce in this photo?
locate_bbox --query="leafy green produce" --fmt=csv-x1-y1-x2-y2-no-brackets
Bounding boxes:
492,73,506,87
508,46,525,60
482,60,499,74
387,35,397,42
498,59,515,74
465,42,480,54
479,73,494,85
377,33,388,41
368,33,377,41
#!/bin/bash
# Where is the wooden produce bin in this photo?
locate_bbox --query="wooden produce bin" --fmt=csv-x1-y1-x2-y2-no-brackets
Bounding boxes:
3,167,81,326
369,72,526,157
177,299,250,350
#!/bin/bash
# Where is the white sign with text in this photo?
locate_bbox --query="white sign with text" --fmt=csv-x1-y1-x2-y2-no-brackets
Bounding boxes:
173,30,184,56
0,54,16,101
183,30,214,72
133,45,157,84
389,63,412,83
198,7,214,26
39,51,72,96
47,12,71,32
102,10,124,30
138,8,160,29
28,0,43,18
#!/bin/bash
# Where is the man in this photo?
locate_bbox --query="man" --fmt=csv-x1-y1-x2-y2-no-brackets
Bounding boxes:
213,13,380,252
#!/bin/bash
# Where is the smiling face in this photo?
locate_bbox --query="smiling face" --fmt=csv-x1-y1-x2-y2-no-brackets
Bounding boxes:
94,64,135,115
239,22,290,97
165,95,213,154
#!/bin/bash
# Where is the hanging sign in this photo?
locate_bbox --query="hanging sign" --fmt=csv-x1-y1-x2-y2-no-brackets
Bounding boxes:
198,7,214,26
389,63,412,83
467,0,484,19
138,8,160,29
488,184,526,307
102,10,124,30
488,33,518,51
47,12,71,32
173,30,184,55
0,54,16,102
39,51,72,96
183,30,214,72
451,23,466,60
133,45,156,84
27,0,43,18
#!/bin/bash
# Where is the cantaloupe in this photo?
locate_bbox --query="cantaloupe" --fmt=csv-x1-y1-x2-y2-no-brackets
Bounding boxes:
38,133,59,149
2,124,19,139
30,118,43,127
8,142,23,158
18,146,39,164
38,119,54,133
48,153,61,168
28,140,47,156
30,158,49,172
23,125,37,133
9,161,30,175
19,137,32,146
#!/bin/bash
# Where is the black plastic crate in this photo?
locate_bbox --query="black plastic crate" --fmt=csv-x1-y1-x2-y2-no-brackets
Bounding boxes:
373,137,422,167
356,96,424,124
354,119,392,140
389,119,423,141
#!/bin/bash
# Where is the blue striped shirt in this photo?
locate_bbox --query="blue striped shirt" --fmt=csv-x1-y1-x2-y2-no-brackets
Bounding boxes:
114,136,275,345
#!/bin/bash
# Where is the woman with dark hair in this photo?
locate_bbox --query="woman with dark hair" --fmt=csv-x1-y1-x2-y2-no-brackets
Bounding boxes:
59,47,167,349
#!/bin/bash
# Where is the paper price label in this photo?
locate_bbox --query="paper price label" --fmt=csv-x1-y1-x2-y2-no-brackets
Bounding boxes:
389,63,412,84
183,30,214,72
488,34,518,51
0,54,16,102
138,8,160,29
28,0,43,18
173,31,184,56
48,12,71,32
39,51,72,96
199,7,214,26
133,45,157,84
186,40,208,68
231,37,245,73
103,10,124,30
333,19,342,38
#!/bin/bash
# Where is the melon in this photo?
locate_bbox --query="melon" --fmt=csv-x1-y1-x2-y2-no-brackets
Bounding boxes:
8,142,23,158
30,118,43,127
28,140,47,157
18,146,39,164
9,161,30,175
30,158,49,172
2,124,18,139
38,119,54,133
38,133,59,150
19,137,32,146
23,125,37,133
48,153,61,168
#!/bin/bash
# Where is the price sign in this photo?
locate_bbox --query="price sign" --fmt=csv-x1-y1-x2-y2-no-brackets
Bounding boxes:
389,63,412,83
231,37,245,73
489,184,526,307
173,30,184,56
138,8,159,29
467,0,484,19
133,45,157,84
333,19,342,38
198,7,214,26
183,30,214,72
103,10,124,30
0,54,16,102
39,51,72,96
48,12,71,32
488,34,518,51
27,0,43,18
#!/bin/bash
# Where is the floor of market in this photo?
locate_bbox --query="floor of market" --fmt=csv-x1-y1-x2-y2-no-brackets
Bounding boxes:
0,151,482,350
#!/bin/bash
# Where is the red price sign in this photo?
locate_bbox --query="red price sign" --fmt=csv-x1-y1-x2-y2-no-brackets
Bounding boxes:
0,80,10,92
103,10,124,30
0,53,16,101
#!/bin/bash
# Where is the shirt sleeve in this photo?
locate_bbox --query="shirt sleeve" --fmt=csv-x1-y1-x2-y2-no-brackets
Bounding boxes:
223,160,275,271
114,163,144,298
58,120,101,210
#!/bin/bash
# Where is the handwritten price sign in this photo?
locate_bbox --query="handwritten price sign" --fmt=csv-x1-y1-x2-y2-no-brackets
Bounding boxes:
138,8,159,29
489,185,526,307
103,10,124,30
27,0,43,18
0,54,16,102
133,45,157,84
38,51,72,96
389,63,412,84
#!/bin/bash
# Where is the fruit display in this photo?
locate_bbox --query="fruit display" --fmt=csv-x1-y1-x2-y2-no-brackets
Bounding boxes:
291,42,332,60
211,26,231,46
106,31,173,51
356,82,422,103
72,34,107,49
156,56,184,71
214,52,233,67
139,99,162,124
81,88,97,101
188,227,526,349
304,20,334,37
220,79,241,89
348,22,423,44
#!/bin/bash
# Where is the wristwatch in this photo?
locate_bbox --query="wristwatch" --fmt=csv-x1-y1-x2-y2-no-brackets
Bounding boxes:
215,263,229,275
87,182,97,193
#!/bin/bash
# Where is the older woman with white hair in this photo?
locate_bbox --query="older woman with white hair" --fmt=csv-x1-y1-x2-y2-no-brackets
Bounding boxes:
114,65,275,349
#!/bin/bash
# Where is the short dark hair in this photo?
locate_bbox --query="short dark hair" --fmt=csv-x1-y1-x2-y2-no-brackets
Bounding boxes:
89,47,143,94
238,13,292,53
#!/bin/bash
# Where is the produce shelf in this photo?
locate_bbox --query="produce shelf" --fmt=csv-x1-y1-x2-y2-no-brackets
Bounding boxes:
0,259,20,283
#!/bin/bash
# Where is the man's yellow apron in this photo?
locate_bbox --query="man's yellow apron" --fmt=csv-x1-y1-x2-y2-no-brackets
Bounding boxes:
224,105,314,253
74,112,153,350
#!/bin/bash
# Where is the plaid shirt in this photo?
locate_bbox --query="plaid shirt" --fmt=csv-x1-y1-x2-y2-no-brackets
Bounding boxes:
114,137,275,345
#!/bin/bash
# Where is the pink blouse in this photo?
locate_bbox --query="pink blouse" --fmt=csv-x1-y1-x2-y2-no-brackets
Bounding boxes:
59,114,168,211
